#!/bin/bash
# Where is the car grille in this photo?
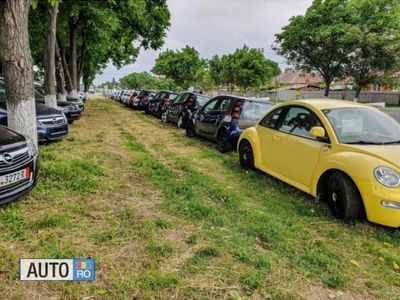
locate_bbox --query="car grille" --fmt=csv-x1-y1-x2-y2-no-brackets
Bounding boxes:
0,146,30,172
38,116,65,126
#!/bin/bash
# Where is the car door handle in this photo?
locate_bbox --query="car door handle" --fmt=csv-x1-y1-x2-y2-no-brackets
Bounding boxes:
273,133,281,141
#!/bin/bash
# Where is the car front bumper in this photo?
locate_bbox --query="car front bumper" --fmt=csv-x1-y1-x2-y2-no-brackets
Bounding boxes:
37,123,69,143
361,180,400,228
0,154,39,205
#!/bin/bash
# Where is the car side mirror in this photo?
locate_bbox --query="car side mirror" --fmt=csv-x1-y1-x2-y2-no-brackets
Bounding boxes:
310,126,326,139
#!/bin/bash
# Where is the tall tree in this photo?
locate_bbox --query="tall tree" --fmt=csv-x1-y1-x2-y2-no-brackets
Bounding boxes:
0,0,37,145
275,0,353,96
152,46,204,89
344,0,400,100
233,46,281,95
43,0,59,107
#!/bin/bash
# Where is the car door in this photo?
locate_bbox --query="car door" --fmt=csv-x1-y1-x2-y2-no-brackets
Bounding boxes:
257,107,287,176
276,106,330,190
204,97,234,136
169,93,189,122
195,98,220,135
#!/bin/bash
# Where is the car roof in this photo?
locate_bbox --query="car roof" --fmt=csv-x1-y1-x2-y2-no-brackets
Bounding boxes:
286,99,370,110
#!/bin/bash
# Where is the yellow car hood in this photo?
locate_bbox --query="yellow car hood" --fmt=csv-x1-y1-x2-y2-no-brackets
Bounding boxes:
339,144,400,169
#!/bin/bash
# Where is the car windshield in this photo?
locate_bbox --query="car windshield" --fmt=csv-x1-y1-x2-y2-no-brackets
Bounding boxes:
196,95,209,106
323,107,400,144
241,101,275,121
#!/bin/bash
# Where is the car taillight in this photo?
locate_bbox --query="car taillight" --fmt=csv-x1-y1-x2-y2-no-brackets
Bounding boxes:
163,99,171,107
130,94,136,101
186,99,194,109
232,101,241,120
142,96,148,103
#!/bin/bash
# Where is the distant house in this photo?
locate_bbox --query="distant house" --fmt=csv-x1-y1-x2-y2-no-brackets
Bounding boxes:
275,69,323,90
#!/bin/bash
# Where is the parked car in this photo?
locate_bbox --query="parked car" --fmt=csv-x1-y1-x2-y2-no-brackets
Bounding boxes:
0,125,39,205
121,90,132,105
238,99,400,227
34,84,81,124
34,82,84,112
128,90,139,107
132,90,157,110
186,95,275,152
0,83,68,143
145,90,178,116
162,92,210,128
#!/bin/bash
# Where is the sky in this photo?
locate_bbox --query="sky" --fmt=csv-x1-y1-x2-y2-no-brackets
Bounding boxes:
93,0,313,85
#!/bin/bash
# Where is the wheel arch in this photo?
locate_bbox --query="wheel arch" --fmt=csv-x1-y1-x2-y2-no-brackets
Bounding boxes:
238,128,261,167
315,168,366,217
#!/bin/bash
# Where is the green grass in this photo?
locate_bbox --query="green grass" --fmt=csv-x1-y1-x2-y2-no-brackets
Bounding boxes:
0,97,398,299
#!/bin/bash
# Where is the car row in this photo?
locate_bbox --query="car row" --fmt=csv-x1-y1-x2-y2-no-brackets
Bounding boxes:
0,79,88,206
104,89,400,228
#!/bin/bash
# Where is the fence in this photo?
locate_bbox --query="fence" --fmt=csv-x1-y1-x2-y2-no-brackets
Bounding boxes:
259,90,400,105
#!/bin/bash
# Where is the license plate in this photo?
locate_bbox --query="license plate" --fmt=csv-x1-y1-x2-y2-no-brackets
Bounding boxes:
0,167,30,188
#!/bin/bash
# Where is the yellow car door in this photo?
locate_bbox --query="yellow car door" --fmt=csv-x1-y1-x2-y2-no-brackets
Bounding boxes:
276,106,329,192
256,107,290,176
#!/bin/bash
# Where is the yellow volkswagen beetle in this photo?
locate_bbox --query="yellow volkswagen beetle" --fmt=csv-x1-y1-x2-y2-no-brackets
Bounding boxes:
238,100,400,227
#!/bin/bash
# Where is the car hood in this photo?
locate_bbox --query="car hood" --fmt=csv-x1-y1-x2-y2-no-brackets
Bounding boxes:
0,101,62,117
0,125,25,147
35,102,62,117
36,99,70,107
339,144,400,169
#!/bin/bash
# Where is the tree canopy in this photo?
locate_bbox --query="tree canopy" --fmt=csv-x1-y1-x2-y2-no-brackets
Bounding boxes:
152,46,204,89
29,0,171,92
275,0,400,97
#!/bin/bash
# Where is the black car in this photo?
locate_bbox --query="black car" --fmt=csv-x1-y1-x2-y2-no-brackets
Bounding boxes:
0,83,69,143
162,92,210,128
186,95,275,152
34,85,81,124
145,90,178,116
34,83,84,112
0,125,39,205
132,90,157,110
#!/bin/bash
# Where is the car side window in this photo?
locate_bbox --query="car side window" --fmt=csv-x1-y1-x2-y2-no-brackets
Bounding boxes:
175,93,188,103
279,106,323,139
260,108,283,129
203,99,219,113
213,98,232,112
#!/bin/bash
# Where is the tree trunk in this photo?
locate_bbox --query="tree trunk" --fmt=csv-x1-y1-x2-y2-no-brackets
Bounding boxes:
69,21,78,97
55,42,67,101
57,34,73,95
43,2,59,108
324,81,331,97
354,87,362,102
0,0,38,146
77,44,85,92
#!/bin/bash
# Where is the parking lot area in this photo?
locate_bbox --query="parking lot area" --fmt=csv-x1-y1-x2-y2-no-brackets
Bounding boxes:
0,96,398,299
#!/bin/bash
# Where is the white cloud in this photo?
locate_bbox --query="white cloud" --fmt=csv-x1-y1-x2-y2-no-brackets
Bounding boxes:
94,0,313,85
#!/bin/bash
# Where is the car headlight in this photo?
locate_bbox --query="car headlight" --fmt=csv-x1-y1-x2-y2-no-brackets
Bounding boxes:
374,167,400,188
26,136,37,157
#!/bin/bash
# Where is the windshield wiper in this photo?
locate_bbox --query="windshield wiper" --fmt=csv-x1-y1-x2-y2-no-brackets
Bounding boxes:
381,140,400,145
346,141,383,145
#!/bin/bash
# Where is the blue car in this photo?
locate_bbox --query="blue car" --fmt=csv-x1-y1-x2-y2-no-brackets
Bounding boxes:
186,95,275,153
0,82,68,143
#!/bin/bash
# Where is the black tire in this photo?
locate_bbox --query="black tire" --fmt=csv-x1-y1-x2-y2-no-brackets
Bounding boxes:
161,111,169,123
217,130,232,153
68,120,74,125
177,115,184,129
327,172,361,221
186,121,196,137
239,140,254,170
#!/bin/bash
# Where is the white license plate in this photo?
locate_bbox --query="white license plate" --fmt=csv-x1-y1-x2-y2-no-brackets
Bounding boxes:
0,168,30,188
